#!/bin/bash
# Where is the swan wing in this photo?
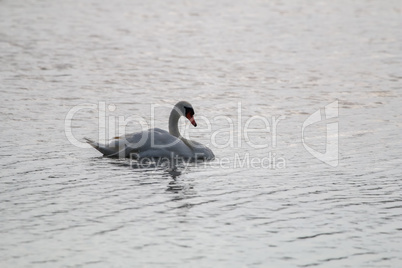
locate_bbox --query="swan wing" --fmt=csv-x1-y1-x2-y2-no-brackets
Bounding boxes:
187,140,215,160
123,128,194,159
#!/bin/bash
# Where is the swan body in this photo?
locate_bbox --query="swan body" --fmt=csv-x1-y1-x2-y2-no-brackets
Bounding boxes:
86,101,214,160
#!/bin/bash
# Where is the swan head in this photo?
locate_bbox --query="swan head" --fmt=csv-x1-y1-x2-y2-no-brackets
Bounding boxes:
175,101,197,127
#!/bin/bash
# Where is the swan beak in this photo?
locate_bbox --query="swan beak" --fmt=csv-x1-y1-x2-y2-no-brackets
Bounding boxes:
186,113,197,127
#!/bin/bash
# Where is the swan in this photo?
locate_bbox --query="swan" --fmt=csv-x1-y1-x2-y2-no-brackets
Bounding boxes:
85,101,214,160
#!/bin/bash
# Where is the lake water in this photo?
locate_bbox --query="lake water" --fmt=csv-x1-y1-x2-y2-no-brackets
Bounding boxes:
1,0,401,267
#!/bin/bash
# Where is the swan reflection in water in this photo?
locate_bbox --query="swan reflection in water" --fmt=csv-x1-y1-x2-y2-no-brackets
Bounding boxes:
100,149,201,202
129,156,198,197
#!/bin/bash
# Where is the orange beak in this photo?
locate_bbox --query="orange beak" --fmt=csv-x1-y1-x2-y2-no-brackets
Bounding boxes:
186,112,197,127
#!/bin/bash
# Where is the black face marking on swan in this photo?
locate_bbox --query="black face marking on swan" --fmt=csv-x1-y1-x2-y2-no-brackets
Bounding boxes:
184,106,194,116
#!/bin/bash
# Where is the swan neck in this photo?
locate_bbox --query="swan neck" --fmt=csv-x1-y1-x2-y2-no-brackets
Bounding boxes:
169,108,181,138
168,106,195,151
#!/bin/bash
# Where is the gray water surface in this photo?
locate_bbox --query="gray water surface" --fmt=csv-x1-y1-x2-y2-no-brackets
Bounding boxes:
1,0,402,267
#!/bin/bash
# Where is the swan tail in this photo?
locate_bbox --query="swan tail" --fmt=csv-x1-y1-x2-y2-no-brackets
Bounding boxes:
84,137,125,157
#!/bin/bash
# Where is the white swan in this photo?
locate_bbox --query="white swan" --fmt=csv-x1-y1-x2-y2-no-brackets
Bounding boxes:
85,101,214,160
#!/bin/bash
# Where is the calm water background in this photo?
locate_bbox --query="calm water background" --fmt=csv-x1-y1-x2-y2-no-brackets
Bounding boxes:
1,0,401,267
